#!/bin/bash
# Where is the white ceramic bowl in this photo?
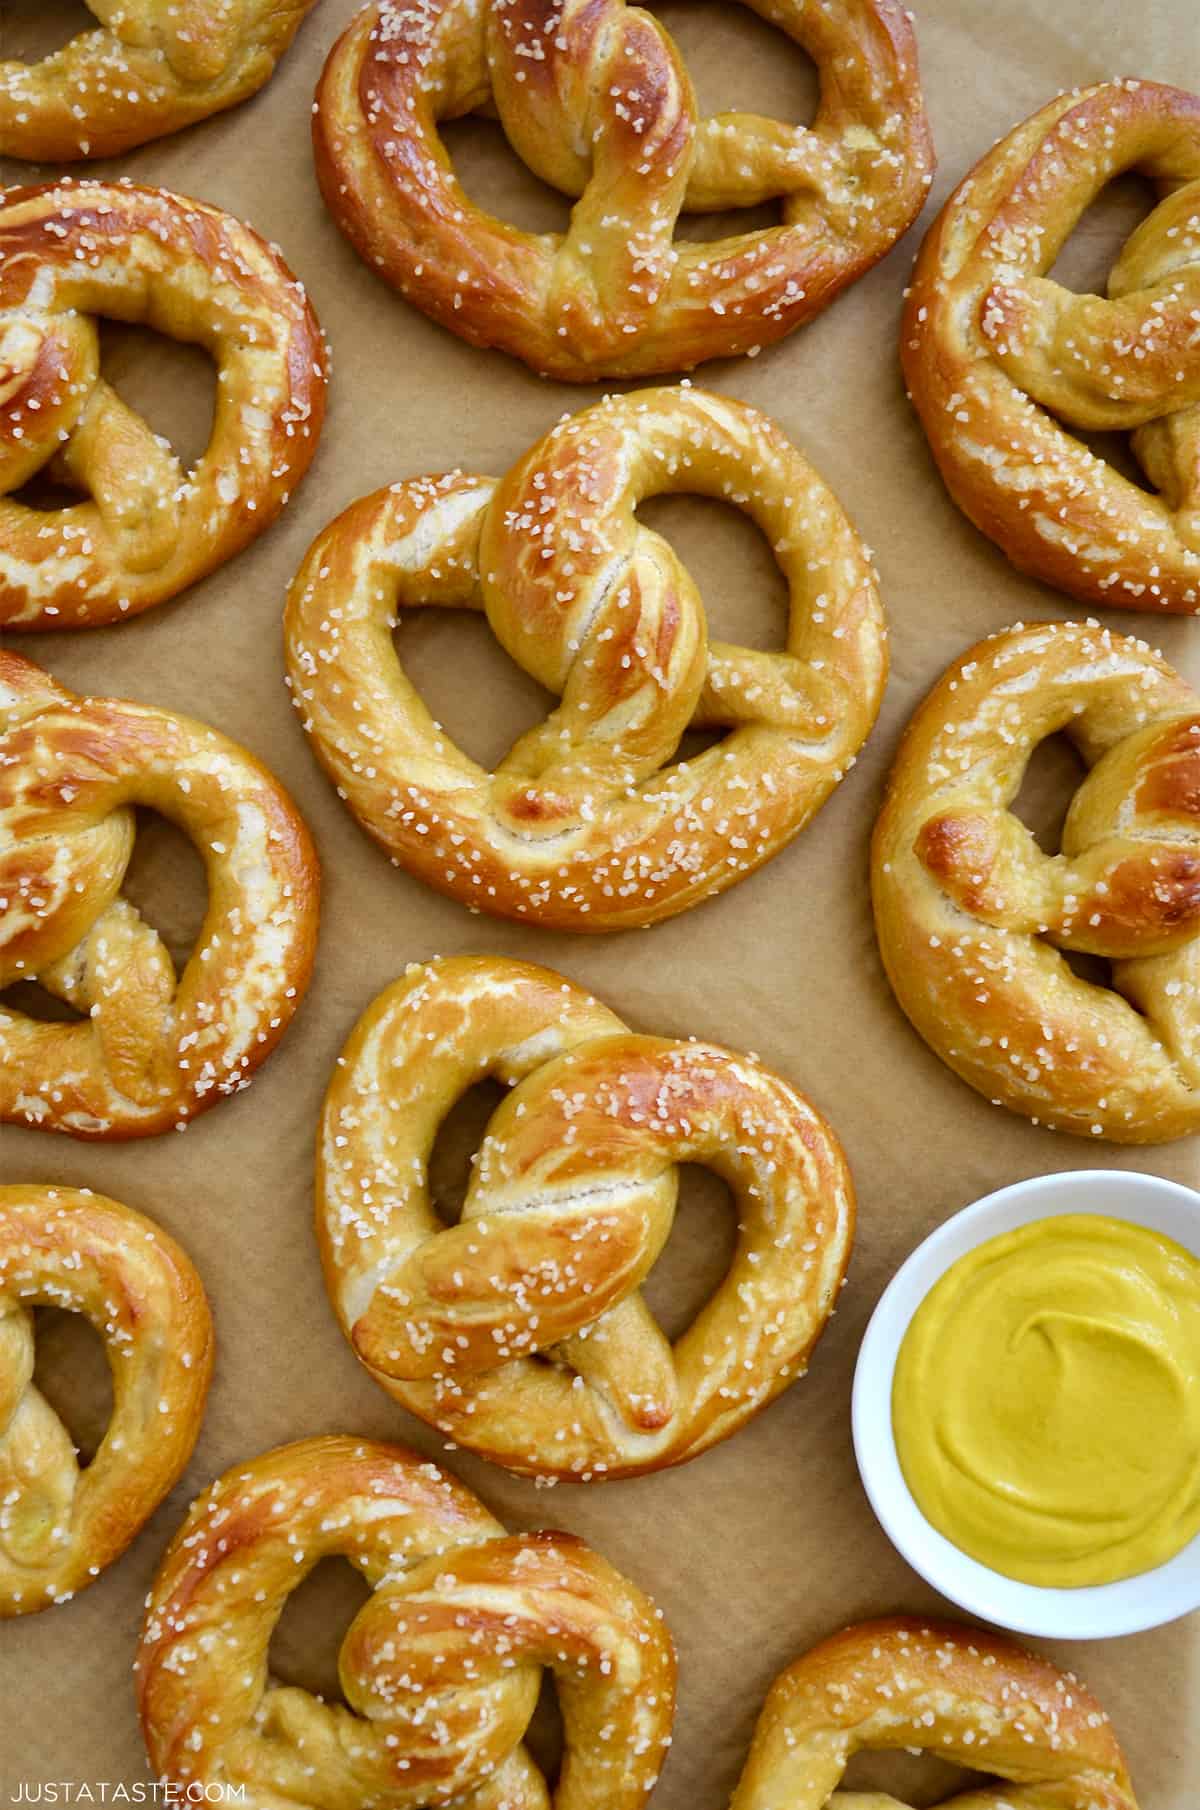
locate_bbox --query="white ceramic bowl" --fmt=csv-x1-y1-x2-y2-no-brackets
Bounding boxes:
852,1168,1200,1639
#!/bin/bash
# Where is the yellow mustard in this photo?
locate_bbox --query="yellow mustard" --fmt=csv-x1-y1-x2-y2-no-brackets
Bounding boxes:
892,1214,1200,1587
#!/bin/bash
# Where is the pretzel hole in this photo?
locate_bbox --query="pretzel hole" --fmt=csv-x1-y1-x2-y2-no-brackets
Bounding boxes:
1010,733,1086,855
522,1674,566,1790
393,610,556,770
0,0,95,63
0,980,85,1022
1047,172,1156,298
651,0,818,134
97,323,218,476
267,1557,372,1704
640,1165,737,1340
1061,947,1115,991
674,198,785,243
839,1747,975,1805
31,1307,114,1466
428,1078,509,1225
121,811,209,976
441,118,574,235
637,494,787,651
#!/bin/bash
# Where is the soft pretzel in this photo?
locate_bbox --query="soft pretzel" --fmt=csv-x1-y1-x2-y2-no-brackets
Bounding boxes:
872,620,1200,1143
313,0,933,380
0,2,320,162
317,955,854,1480
0,651,319,1139
285,385,886,932
903,81,1200,613
732,1617,1139,1809
137,1435,676,1808
0,179,326,630
0,1184,213,1616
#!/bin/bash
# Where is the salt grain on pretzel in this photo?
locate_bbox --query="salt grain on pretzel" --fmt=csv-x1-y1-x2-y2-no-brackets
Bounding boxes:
137,1435,676,1808
285,385,887,932
873,620,1200,1143
313,0,934,379
0,179,326,630
904,80,1200,613
0,1,321,163
732,1618,1139,1809
0,651,319,1139
317,955,855,1480
0,1184,213,1617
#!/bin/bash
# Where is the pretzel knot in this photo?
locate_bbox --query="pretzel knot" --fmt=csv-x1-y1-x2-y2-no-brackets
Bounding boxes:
137,1436,677,1810
317,956,854,1480
872,621,1200,1143
904,80,1200,613
0,652,319,1140
313,0,933,379
0,180,327,631
732,1618,1139,1809
0,1185,213,1617
0,2,320,162
285,386,886,932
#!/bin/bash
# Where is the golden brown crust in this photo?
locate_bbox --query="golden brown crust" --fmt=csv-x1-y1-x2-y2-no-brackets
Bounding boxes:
284,385,887,932
0,180,327,630
903,81,1200,613
316,955,855,1479
733,1617,1138,1809
871,620,1200,1142
313,0,933,379
0,1,321,161
0,1184,213,1616
0,651,320,1139
137,1435,676,1808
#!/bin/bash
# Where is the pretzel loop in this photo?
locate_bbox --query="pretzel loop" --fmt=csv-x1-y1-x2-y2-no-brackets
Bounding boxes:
0,182,326,631
732,1619,1139,1810
904,80,1200,610
0,652,319,1139
285,387,886,931
314,0,933,378
0,1186,213,1616
872,621,1200,1142
0,1,320,162
318,956,855,1479
137,1437,676,1810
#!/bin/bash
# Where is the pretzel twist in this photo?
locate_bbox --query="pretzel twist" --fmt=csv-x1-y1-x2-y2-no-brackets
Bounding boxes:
137,1436,676,1809
872,620,1200,1142
313,0,933,379
0,2,320,162
903,81,1200,612
0,1185,212,1616
733,1618,1139,1810
317,955,854,1480
285,386,886,932
0,651,319,1139
0,180,326,630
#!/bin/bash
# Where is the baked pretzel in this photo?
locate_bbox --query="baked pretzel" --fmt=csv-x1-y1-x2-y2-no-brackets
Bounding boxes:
285,386,886,932
903,81,1200,613
0,651,319,1139
872,620,1200,1143
0,179,326,630
137,1435,676,1807
317,955,855,1480
0,1184,213,1616
732,1617,1139,1809
0,2,320,162
313,0,933,379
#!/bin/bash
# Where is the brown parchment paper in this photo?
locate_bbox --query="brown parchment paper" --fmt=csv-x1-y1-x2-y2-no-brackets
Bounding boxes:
2,0,1199,1802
